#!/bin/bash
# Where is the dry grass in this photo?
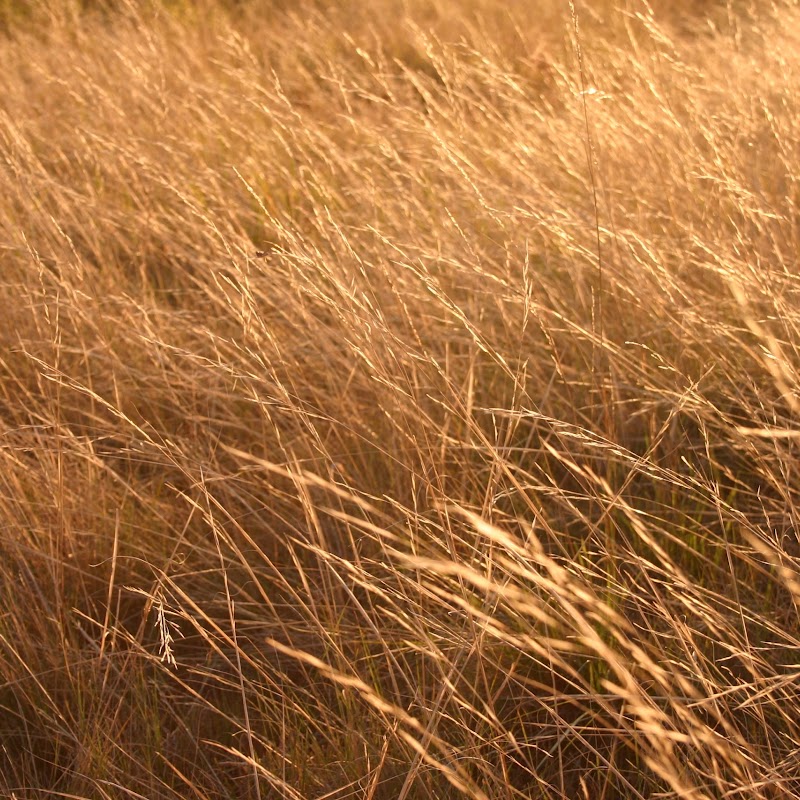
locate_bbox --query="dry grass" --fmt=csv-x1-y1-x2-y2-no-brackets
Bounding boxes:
2,0,800,797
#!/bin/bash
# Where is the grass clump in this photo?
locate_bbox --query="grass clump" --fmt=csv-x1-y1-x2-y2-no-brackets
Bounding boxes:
2,0,800,797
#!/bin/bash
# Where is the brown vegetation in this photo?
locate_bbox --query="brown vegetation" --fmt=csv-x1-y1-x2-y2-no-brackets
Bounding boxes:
2,0,800,797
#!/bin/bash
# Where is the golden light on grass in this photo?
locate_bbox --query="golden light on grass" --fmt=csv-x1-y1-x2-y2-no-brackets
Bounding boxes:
2,0,800,797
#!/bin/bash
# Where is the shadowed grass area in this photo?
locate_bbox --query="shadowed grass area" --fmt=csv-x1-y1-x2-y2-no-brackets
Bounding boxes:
2,0,800,797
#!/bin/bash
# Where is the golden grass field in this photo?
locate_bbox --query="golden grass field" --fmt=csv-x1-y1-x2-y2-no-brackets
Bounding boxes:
2,0,800,797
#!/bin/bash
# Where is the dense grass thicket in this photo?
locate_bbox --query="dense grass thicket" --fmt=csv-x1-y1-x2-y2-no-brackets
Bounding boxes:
2,0,800,797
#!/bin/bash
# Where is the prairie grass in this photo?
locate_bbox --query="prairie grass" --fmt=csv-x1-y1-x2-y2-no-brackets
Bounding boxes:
2,0,800,797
